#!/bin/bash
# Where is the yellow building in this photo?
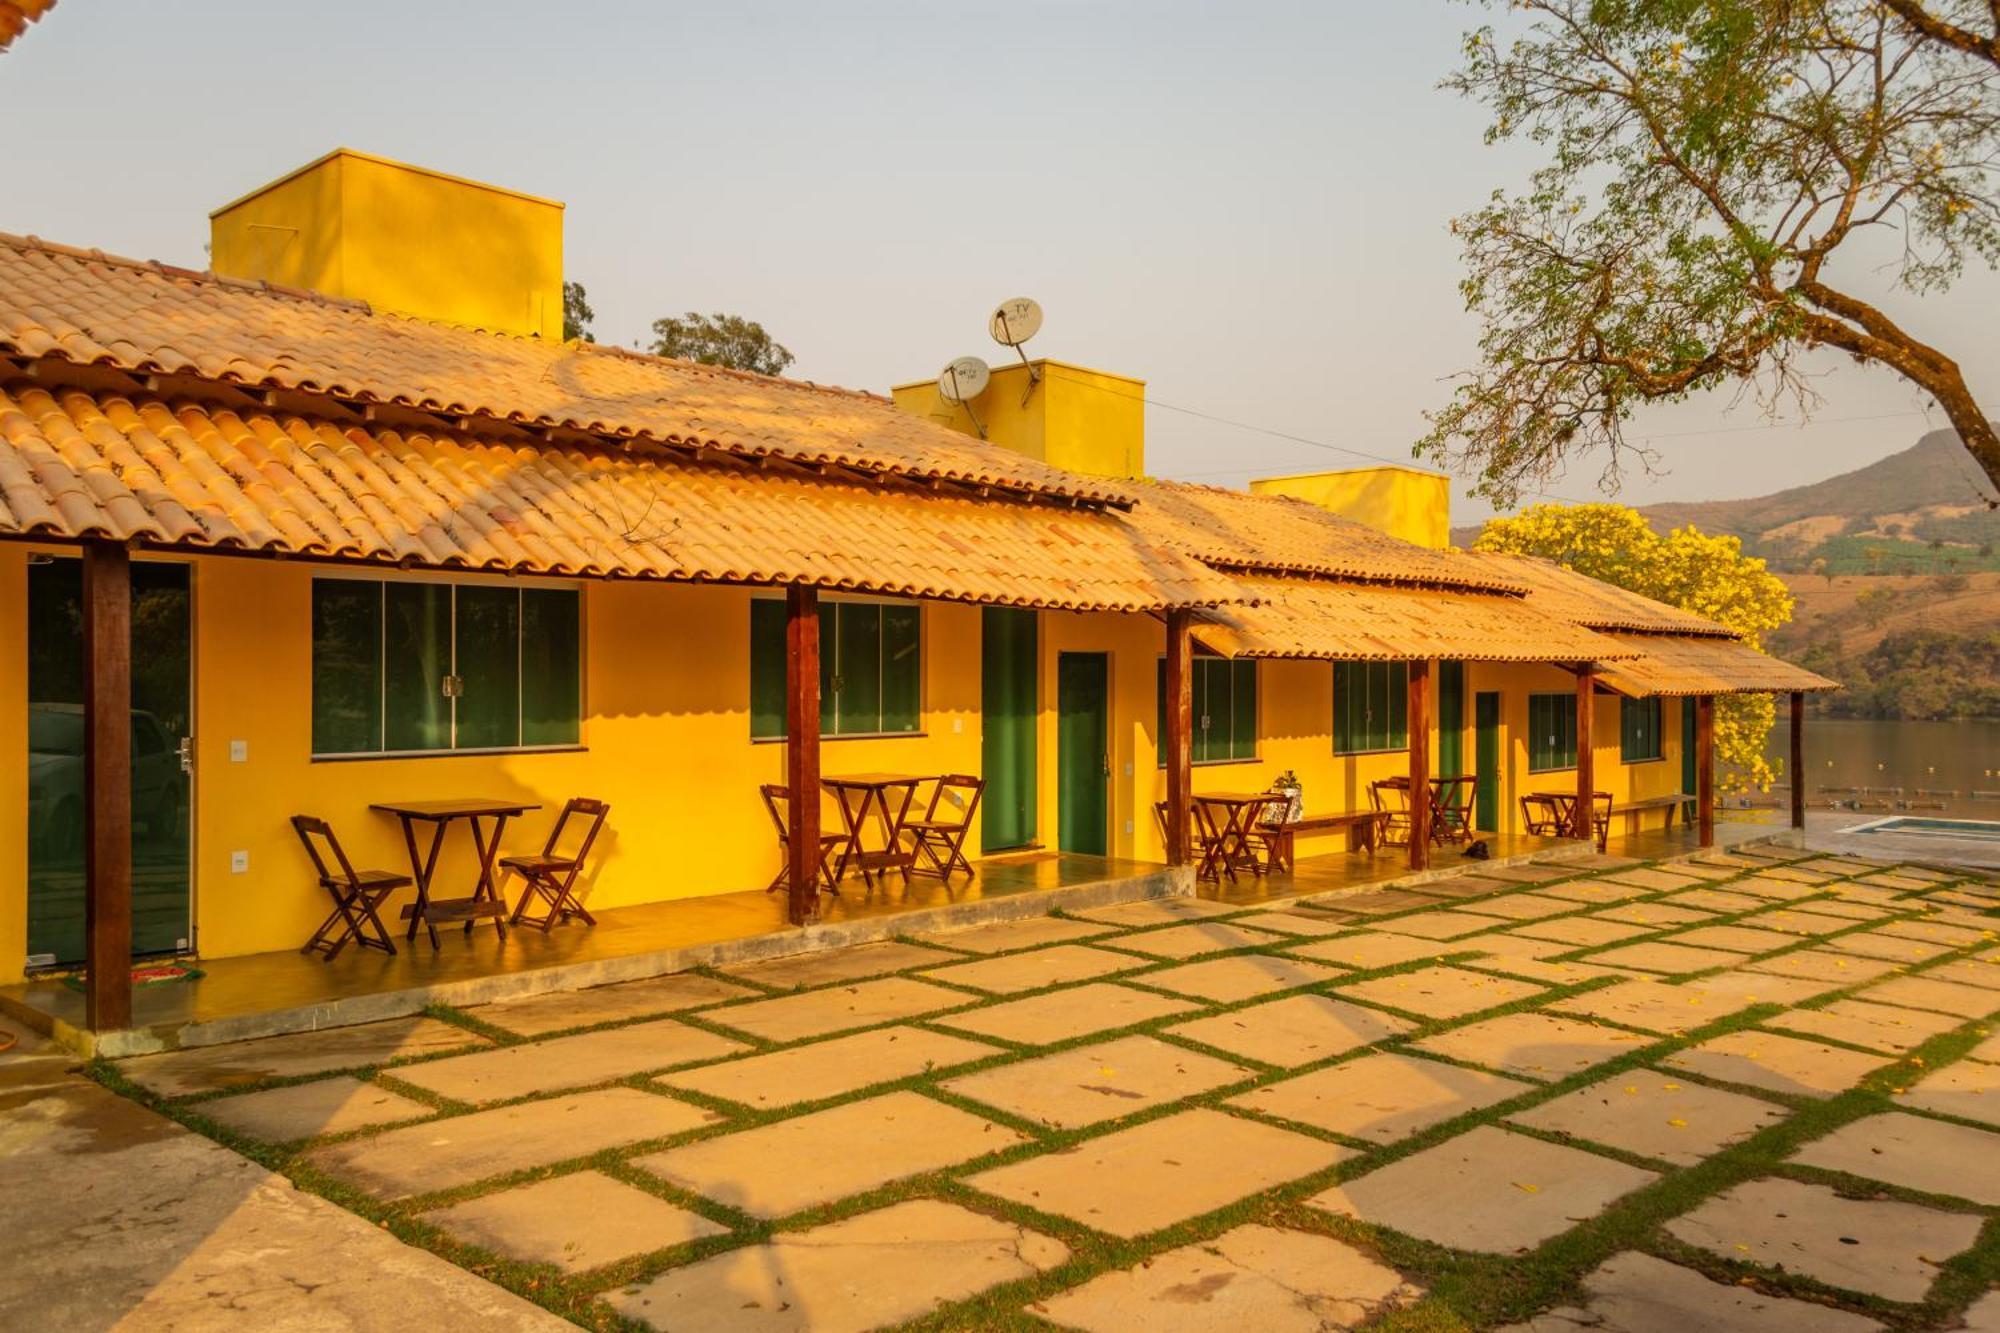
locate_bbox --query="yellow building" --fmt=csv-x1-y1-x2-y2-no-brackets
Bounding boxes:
0,154,1834,1041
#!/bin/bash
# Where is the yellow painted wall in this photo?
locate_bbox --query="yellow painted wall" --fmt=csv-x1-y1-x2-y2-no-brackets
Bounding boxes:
1250,467,1453,549
0,548,25,982
890,361,1145,480
211,149,564,341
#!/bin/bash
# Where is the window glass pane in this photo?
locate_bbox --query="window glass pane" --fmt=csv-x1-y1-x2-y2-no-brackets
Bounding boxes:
455,586,521,749
1194,659,1219,763
1530,692,1578,770
521,588,580,746
819,603,838,734
311,580,381,754
880,604,921,733
750,598,787,739
384,582,451,751
1386,663,1409,749
834,602,882,735
1231,660,1257,759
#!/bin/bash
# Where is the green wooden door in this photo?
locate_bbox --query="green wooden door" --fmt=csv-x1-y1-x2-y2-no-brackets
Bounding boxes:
1438,661,1465,778
1681,697,1698,820
1056,652,1109,857
1474,691,1501,834
981,607,1038,852
28,559,193,965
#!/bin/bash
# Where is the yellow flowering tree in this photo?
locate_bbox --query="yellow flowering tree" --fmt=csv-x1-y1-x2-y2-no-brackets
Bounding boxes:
1472,504,1796,789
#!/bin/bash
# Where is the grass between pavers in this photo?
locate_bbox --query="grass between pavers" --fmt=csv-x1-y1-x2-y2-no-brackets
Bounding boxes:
83,847,2000,1332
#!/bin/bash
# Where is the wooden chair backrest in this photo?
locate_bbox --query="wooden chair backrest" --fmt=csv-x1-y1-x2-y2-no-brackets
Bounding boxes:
544,797,610,864
760,784,793,843
924,774,985,828
291,814,359,888
1369,780,1410,813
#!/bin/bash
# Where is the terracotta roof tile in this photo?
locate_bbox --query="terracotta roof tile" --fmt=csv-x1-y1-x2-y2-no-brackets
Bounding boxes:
0,384,1242,612
1470,552,1735,635
0,0,54,52
1191,573,1633,664
0,233,1129,505
1127,479,1527,593
1597,633,1840,697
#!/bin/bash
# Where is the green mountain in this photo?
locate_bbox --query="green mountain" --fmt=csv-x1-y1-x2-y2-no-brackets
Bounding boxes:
1454,428,2000,573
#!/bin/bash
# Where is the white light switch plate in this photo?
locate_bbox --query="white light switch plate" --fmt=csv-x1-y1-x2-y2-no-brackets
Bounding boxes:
229,739,248,763
230,850,249,874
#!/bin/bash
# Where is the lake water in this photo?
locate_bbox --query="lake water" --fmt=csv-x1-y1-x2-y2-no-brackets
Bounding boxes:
1762,717,2000,817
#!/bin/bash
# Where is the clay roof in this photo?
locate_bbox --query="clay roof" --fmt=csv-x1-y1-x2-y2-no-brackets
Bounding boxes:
1597,633,1840,697
0,233,1128,505
0,384,1243,611
1473,552,1734,635
1128,479,1527,593
0,0,54,52
1190,573,1632,664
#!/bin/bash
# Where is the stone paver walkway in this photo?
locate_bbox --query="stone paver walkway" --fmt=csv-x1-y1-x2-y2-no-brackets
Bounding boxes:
90,842,2000,1330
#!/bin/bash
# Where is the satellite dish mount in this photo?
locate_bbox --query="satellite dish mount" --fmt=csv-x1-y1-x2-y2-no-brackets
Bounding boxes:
989,297,1045,406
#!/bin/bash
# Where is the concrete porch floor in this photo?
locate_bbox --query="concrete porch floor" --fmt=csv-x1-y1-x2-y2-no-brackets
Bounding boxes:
0,818,1770,1058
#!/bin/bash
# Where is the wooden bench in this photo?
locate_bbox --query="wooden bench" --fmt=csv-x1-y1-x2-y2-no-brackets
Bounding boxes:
1614,793,1696,834
1262,811,1385,872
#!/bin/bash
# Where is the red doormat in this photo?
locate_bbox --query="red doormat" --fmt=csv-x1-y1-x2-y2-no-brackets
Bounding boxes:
58,962,204,991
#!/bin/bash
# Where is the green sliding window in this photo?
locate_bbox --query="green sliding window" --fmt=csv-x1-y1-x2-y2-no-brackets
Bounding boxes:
1155,656,1257,764
311,579,582,756
1334,661,1408,755
1528,692,1578,772
1621,695,1663,762
750,598,922,740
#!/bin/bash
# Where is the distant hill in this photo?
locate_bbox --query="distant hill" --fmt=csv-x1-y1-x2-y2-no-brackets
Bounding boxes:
1452,427,2000,572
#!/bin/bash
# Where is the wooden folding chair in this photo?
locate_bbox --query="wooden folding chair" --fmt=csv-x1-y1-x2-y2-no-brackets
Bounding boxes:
1371,780,1413,847
502,797,610,931
906,774,984,880
760,784,849,896
1190,799,1232,881
1432,775,1477,845
292,815,406,960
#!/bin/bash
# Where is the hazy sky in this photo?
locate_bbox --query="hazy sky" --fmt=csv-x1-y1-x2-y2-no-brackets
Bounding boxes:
5,1,1994,524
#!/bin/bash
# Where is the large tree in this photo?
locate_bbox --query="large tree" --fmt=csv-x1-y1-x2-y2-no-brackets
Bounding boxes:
1421,0,2000,506
1473,503,1797,788
649,311,795,377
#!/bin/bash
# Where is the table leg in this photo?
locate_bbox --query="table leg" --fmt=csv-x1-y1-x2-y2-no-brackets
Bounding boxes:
469,814,511,940
401,816,446,950
887,781,918,883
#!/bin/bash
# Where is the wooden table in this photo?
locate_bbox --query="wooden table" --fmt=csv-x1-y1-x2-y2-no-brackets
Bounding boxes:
1531,790,1611,844
823,774,924,888
1374,774,1477,845
1192,792,1278,881
370,798,540,948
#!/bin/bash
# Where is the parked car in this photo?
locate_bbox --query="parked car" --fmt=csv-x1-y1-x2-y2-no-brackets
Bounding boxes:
28,702,186,857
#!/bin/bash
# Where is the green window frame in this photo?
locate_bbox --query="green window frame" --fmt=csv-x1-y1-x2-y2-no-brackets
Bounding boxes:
1155,655,1257,764
1620,695,1664,763
310,578,582,757
750,598,922,740
1333,661,1408,755
1528,692,1578,772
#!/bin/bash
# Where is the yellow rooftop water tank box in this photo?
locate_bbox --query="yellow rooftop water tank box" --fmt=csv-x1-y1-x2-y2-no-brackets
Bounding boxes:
890,360,1146,481
210,149,565,341
1250,466,1452,549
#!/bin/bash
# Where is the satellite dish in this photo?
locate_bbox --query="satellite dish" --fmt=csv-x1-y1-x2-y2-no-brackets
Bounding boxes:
938,355,991,404
989,297,1043,347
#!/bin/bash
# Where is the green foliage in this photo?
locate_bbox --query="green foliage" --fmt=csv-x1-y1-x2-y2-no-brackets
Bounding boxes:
1807,627,2000,718
562,281,595,343
1473,502,1797,787
649,311,795,377
1423,0,2000,505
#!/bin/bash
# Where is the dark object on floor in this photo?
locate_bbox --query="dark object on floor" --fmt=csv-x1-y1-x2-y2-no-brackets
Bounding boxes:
1465,839,1491,860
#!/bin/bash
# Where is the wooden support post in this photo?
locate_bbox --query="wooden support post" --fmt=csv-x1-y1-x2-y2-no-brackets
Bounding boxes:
1789,691,1806,831
1407,659,1431,872
1574,665,1597,845
784,584,822,926
1696,693,1716,848
1164,609,1193,866
84,540,133,1032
